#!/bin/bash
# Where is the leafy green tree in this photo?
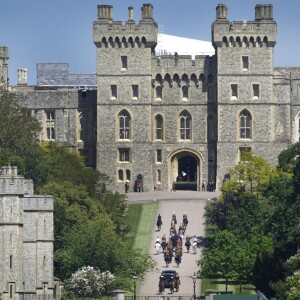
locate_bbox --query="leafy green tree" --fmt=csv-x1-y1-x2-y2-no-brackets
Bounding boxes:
222,151,275,195
199,230,241,290
0,89,40,158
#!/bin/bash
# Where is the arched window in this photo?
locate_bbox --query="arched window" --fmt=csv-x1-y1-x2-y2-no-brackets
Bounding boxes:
119,110,131,139
126,169,131,181
155,114,164,140
118,169,124,181
79,111,90,142
156,86,162,99
182,86,188,100
239,110,252,139
157,169,162,183
180,111,191,140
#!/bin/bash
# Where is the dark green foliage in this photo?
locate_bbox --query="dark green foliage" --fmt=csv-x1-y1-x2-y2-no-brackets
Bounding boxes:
0,90,41,158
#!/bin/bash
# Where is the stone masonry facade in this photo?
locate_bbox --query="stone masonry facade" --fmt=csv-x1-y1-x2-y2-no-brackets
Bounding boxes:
1,3,300,194
0,166,61,300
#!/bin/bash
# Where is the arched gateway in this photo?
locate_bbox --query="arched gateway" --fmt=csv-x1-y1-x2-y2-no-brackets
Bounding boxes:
168,149,203,191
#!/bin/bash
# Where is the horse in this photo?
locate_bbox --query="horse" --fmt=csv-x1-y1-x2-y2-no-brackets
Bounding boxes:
175,254,181,268
192,240,198,254
158,279,165,294
164,252,172,267
156,219,162,231
170,279,175,294
185,239,191,253
183,215,188,229
155,242,162,254
161,241,167,252
174,277,180,292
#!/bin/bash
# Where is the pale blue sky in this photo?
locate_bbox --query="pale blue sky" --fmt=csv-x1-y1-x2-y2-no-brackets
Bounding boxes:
0,0,299,85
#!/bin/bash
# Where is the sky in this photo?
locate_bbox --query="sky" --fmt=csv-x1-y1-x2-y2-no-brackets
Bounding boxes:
0,0,300,85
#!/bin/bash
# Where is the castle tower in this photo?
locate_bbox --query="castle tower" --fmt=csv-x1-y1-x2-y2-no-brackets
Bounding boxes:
0,46,9,88
0,166,55,300
212,4,290,186
93,3,158,192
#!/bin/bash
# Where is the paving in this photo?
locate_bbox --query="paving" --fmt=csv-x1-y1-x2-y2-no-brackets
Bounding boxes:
126,190,221,297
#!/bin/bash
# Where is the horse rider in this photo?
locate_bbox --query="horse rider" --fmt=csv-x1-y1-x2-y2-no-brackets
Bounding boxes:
172,213,177,225
183,213,188,228
157,214,162,230
185,236,191,253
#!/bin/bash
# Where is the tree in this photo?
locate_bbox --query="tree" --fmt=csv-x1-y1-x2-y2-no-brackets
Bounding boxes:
0,89,40,158
199,230,241,290
222,151,275,195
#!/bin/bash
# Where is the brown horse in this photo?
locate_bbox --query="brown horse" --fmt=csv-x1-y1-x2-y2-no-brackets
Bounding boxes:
175,278,181,292
158,279,165,294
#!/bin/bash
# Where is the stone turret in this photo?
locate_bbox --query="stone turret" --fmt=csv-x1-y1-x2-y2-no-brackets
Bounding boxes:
17,67,27,85
0,46,9,88
255,4,273,21
216,3,228,21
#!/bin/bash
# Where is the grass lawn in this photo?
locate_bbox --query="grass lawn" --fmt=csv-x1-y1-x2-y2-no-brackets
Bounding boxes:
201,278,256,296
126,201,158,252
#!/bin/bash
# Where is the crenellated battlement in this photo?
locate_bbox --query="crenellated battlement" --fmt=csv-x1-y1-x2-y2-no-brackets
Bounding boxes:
93,3,157,48
212,3,276,48
0,166,33,196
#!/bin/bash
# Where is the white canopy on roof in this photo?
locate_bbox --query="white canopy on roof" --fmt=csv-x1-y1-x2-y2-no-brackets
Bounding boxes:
155,33,215,58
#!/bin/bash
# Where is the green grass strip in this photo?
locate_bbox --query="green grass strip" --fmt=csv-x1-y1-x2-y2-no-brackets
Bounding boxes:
201,278,255,295
126,201,158,252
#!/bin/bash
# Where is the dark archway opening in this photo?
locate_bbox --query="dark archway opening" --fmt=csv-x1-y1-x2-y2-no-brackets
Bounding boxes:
175,155,197,191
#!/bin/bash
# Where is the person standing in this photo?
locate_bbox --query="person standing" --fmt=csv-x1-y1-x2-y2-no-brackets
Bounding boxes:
202,180,206,191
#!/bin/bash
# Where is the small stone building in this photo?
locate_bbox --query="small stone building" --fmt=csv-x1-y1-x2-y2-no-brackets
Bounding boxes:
0,166,59,300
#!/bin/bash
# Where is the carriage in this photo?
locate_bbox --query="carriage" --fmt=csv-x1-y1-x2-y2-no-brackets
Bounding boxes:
158,270,180,294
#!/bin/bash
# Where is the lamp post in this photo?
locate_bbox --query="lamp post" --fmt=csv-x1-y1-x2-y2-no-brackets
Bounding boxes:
132,274,137,300
193,273,197,300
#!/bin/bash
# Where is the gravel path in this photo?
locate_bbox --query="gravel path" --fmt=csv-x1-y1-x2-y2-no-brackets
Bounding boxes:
126,191,220,297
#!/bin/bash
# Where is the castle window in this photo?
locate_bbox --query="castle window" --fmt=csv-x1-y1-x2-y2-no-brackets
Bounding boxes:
118,148,130,162
132,85,139,99
242,56,249,70
157,169,162,183
111,85,117,100
126,169,131,181
45,111,55,140
119,110,131,139
182,86,188,100
118,169,124,181
239,110,252,139
10,255,12,269
179,111,191,140
231,84,238,99
9,284,13,299
79,111,90,143
155,114,164,140
121,56,127,70
156,149,162,163
253,84,259,99
156,86,162,99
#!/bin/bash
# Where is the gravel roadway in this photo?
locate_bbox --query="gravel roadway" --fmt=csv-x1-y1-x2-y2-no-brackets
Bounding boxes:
126,191,221,297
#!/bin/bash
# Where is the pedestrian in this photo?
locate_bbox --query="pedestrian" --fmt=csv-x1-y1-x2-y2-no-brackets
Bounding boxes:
125,182,129,193
201,180,206,191
171,181,176,192
137,182,141,192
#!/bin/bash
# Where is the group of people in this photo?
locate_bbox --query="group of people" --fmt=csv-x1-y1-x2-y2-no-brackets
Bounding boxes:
155,212,192,268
